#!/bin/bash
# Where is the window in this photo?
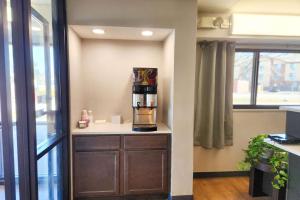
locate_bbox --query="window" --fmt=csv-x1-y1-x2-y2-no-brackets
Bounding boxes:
38,144,61,200
31,0,65,199
233,52,254,105
233,50,300,108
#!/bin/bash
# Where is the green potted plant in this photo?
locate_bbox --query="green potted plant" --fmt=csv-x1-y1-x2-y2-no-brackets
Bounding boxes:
239,134,288,198
269,150,288,190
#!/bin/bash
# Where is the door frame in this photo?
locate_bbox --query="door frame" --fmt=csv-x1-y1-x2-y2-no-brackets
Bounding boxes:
0,0,17,199
0,0,70,199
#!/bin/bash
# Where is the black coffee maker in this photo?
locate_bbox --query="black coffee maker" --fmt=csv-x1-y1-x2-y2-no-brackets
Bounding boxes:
132,68,157,131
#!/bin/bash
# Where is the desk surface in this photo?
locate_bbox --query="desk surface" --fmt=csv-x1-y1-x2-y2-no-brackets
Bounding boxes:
264,138,300,157
280,106,300,113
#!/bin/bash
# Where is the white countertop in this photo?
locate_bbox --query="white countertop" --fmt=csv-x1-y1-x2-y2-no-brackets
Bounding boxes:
72,122,172,135
279,106,300,113
264,138,300,157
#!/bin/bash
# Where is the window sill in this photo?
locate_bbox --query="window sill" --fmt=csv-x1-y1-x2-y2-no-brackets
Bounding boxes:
233,105,281,109
233,108,285,112
233,104,300,111
233,105,285,112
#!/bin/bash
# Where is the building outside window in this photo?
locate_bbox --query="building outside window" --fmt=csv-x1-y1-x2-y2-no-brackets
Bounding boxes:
233,50,300,108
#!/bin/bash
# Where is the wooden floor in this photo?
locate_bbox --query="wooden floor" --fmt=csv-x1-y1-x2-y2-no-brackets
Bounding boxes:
194,177,271,200
0,177,269,200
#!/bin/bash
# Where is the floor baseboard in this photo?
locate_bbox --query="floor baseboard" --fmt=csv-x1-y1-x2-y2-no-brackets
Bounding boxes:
193,171,250,178
168,195,193,200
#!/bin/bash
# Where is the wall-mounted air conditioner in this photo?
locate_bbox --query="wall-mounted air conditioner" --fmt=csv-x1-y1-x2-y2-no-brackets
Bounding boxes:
231,13,300,37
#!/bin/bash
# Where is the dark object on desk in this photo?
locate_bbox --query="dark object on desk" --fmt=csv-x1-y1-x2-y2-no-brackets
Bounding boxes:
268,111,300,144
249,163,286,200
268,133,300,144
286,111,300,138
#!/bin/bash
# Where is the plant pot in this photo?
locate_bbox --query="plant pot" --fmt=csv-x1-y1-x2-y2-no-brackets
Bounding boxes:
261,149,274,160
249,167,266,197
272,186,286,200
249,165,287,200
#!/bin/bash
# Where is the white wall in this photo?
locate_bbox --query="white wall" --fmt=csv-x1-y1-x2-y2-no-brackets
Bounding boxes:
68,28,84,128
194,110,286,172
67,0,197,196
231,0,300,14
162,31,175,128
197,14,300,45
68,28,83,200
197,0,300,44
80,39,164,123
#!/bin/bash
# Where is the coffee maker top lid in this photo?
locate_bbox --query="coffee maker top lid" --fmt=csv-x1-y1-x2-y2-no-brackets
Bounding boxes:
133,67,157,86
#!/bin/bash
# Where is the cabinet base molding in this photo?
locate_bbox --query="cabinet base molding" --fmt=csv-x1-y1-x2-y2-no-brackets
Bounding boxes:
168,195,193,200
76,194,169,200
76,194,193,200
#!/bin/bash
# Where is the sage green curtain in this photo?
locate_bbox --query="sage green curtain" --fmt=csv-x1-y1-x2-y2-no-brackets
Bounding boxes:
194,41,235,149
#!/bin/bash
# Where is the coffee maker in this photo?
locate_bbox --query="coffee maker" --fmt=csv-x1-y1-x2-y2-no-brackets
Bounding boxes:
132,68,157,131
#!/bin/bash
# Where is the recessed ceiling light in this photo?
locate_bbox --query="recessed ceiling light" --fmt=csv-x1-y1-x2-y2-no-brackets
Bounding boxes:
32,26,41,32
141,30,153,37
92,28,105,34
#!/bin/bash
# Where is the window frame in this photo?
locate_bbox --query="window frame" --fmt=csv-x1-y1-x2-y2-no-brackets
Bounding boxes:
234,48,300,109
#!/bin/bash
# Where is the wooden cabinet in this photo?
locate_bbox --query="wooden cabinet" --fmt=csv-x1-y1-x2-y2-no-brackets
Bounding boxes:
74,151,120,198
73,134,170,200
123,135,169,195
74,135,121,151
124,150,168,195
124,135,168,150
73,135,121,198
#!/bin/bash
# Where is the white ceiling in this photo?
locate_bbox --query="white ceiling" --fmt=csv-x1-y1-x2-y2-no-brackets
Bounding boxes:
32,0,50,4
70,26,173,41
197,0,240,12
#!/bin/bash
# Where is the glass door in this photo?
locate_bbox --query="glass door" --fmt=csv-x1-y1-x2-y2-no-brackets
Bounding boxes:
30,2,62,199
0,0,20,199
0,94,5,200
0,0,69,199
30,0,67,199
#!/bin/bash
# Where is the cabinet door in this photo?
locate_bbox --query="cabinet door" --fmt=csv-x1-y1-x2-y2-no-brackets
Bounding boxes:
124,150,168,195
74,151,120,198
